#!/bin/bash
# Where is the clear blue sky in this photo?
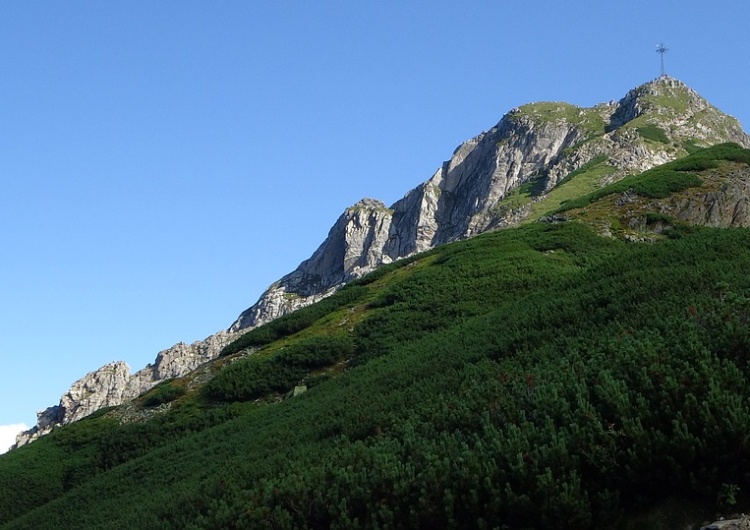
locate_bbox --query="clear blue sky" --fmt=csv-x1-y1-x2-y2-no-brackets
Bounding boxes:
1,1,749,440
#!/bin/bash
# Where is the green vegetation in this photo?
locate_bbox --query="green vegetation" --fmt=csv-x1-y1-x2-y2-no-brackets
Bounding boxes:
493,172,548,214
3,145,750,528
556,155,609,187
4,218,750,528
552,142,750,214
636,124,669,144
206,335,354,401
220,284,369,355
523,156,617,221
494,156,615,220
141,380,186,407
514,101,607,134
640,83,694,116
644,212,675,225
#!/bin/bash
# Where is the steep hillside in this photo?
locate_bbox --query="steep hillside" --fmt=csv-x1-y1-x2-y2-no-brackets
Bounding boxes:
15,77,750,450
3,144,750,529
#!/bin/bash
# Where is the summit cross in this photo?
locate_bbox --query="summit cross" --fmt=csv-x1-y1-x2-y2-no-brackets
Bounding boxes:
656,43,668,77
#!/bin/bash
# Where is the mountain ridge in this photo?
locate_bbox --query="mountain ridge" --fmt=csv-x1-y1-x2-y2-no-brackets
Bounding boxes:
14,76,750,449
4,142,750,528
229,76,749,330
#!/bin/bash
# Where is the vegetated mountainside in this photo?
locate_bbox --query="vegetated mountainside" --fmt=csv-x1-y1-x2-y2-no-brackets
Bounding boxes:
16,76,750,447
3,144,750,529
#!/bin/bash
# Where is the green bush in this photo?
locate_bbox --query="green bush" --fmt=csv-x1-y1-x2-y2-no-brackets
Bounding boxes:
645,212,674,225
278,335,354,369
637,124,669,143
204,355,305,401
207,335,353,402
141,380,186,407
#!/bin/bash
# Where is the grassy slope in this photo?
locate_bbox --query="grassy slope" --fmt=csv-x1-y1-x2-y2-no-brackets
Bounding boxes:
2,145,750,529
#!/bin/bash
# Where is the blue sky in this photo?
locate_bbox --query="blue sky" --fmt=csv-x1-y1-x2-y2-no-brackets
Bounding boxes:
1,1,749,447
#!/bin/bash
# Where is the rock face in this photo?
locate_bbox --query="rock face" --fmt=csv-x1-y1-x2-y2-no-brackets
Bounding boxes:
13,405,64,448
15,76,750,448
230,198,395,330
231,76,750,332
14,330,239,449
668,167,750,227
124,329,239,398
61,361,132,424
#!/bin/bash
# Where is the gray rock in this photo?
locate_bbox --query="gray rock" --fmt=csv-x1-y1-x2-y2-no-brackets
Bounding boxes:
60,361,132,424
670,169,750,227
230,199,394,330
12,405,63,448
14,330,239,448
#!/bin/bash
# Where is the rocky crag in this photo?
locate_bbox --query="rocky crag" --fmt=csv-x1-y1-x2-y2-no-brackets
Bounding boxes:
14,330,238,447
16,76,750,448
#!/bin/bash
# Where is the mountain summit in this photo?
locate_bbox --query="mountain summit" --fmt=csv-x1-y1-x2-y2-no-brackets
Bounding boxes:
15,77,750,447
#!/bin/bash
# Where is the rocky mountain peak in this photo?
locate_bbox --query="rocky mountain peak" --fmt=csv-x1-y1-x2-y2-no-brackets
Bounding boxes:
611,75,705,123
608,76,747,146
229,77,749,334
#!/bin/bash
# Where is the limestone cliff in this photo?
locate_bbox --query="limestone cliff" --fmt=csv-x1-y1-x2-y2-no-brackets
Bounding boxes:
14,330,238,448
230,198,395,330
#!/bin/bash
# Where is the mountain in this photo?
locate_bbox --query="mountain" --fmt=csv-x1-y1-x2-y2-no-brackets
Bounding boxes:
14,76,750,448
229,76,750,331
3,89,750,526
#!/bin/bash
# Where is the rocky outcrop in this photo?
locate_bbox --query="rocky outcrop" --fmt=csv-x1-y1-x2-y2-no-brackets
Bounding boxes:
231,199,395,330
14,361,130,448
231,76,750,332
14,330,239,449
61,361,132,424
577,165,750,237
124,329,239,397
13,405,64,448
667,167,750,227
